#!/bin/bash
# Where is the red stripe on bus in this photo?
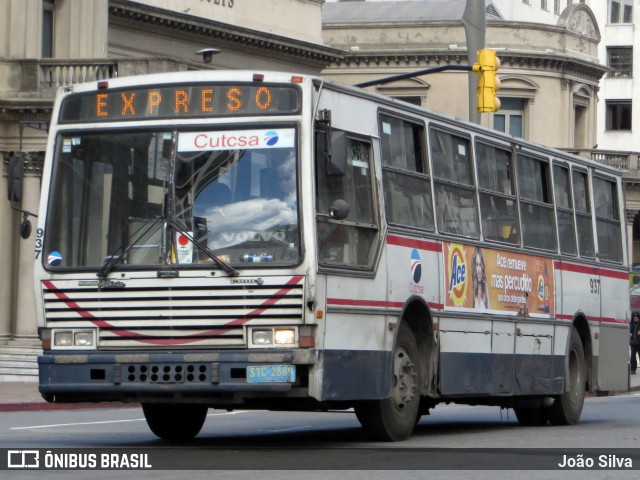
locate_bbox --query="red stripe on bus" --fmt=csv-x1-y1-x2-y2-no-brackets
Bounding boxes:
42,276,305,345
327,298,405,309
386,235,442,252
327,298,444,311
556,313,626,324
554,261,628,280
553,262,598,276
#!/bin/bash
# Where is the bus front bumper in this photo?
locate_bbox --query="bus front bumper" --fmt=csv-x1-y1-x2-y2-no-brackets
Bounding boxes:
38,349,317,404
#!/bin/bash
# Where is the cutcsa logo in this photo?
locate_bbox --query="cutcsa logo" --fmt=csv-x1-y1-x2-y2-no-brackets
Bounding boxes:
264,130,279,146
447,243,467,306
410,249,422,283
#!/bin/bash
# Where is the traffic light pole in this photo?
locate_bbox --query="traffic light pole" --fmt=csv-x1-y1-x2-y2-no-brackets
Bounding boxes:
355,49,500,115
354,64,473,89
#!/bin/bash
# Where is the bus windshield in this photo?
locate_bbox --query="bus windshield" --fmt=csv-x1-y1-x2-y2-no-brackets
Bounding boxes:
42,127,300,271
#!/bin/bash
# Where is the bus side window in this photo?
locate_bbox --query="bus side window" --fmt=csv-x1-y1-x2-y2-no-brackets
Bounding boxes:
517,153,557,252
379,114,433,231
430,128,478,238
593,176,623,263
572,169,595,259
476,141,518,245
316,131,379,269
553,164,577,256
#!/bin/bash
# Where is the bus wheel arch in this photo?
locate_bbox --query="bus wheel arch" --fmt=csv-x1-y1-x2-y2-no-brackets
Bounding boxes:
570,314,592,391
354,299,433,441
400,297,437,398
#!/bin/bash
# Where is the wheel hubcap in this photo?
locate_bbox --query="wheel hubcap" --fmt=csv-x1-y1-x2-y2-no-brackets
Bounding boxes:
392,347,417,410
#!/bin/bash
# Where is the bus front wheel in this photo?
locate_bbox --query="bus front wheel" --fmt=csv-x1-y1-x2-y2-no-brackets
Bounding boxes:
142,403,208,441
354,323,421,441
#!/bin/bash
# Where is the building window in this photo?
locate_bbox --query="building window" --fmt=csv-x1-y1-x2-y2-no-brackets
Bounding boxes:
609,0,633,23
554,0,560,14
523,0,530,5
493,98,525,138
606,100,632,130
42,0,55,58
607,46,633,77
542,0,548,11
391,96,422,107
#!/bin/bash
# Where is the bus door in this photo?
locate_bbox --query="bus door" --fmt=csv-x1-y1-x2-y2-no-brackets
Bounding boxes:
316,130,387,400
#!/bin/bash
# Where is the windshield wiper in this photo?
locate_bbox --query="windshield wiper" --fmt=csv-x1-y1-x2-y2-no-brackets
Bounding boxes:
97,217,163,279
166,218,239,277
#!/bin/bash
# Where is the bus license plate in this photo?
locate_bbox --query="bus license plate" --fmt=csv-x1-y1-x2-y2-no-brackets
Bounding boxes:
247,365,296,383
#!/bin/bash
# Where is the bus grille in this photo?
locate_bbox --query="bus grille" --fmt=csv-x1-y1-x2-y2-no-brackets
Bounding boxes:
41,276,304,349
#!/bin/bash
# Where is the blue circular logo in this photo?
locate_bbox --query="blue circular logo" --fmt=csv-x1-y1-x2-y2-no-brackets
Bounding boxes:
48,251,63,267
411,249,422,283
264,130,279,146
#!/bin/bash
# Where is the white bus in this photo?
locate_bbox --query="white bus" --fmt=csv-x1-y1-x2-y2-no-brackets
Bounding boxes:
34,70,629,441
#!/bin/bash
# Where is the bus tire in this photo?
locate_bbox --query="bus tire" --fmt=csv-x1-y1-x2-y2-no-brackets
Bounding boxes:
548,327,586,425
142,403,208,441
354,323,421,441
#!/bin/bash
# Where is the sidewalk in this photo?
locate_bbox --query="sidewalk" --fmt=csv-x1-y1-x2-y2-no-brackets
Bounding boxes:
0,374,638,412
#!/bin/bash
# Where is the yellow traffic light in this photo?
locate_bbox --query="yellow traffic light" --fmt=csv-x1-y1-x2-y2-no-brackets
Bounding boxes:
472,49,501,113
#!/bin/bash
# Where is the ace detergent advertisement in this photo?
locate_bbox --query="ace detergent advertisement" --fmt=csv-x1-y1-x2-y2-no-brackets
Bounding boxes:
444,242,554,317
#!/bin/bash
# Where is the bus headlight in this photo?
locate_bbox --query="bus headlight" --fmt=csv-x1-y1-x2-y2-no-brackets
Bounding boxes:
249,327,297,348
252,329,273,346
52,329,96,349
274,329,296,345
53,331,73,347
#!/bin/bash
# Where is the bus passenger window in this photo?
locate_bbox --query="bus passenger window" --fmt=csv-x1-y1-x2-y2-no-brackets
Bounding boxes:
430,128,478,238
379,114,433,231
553,164,577,256
572,169,595,259
517,153,557,251
476,141,518,244
593,176,623,263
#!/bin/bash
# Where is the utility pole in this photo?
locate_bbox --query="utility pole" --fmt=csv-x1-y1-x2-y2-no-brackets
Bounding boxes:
462,0,486,125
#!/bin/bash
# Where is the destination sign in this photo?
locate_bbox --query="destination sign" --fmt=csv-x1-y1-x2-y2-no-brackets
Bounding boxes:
58,83,300,123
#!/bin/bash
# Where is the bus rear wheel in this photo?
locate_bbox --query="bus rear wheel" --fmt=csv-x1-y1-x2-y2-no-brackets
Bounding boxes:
548,327,586,425
354,323,421,441
142,403,208,441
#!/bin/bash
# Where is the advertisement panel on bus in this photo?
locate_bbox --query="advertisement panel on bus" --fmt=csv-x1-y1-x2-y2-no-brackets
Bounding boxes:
444,242,554,317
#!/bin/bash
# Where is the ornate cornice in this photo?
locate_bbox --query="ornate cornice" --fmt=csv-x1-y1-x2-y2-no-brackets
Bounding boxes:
329,51,607,83
109,0,344,67
0,100,53,122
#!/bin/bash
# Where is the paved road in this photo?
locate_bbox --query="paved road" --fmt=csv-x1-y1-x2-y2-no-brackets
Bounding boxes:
1,391,640,477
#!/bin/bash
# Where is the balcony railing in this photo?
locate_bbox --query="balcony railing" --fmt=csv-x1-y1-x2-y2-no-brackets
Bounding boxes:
0,57,212,101
564,148,640,171
40,60,118,88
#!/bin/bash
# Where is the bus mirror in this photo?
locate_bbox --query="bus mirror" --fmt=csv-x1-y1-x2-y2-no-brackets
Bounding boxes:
7,152,24,202
327,131,347,176
329,199,350,220
20,216,32,239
